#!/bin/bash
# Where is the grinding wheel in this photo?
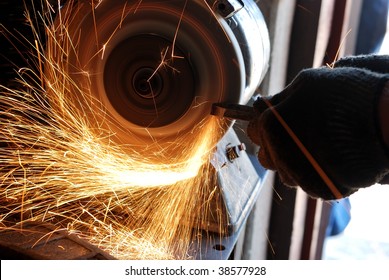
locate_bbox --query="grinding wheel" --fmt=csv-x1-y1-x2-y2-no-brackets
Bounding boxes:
50,0,245,158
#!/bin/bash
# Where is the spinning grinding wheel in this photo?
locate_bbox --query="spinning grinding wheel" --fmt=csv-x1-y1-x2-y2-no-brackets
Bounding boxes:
53,0,250,158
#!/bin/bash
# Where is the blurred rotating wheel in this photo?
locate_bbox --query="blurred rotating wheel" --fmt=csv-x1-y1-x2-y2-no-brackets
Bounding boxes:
50,0,244,157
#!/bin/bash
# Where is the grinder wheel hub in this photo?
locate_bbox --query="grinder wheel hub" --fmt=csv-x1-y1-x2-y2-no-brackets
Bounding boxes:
103,34,195,128
132,68,162,99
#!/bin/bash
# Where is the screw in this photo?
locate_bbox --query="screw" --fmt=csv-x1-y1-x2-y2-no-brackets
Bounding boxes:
226,143,246,162
215,0,244,19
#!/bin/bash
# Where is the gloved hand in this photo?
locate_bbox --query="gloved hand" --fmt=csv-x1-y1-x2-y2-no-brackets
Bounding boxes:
247,57,389,200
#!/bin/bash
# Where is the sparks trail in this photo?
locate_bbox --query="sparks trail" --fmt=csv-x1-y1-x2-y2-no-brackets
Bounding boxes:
326,29,352,69
146,0,187,116
0,0,227,259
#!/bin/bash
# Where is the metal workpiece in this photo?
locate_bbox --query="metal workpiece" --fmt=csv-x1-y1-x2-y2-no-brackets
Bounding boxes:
211,102,256,121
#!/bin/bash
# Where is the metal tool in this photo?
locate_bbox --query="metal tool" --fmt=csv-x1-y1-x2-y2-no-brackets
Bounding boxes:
211,102,256,121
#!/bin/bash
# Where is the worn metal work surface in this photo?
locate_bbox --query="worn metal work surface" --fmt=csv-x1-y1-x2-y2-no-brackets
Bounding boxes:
0,222,114,260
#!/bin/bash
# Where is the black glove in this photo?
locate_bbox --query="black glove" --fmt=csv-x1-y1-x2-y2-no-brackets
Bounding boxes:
247,62,389,200
334,54,389,74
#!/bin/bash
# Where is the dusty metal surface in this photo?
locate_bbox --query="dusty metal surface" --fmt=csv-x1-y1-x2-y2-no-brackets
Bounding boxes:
0,222,115,260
